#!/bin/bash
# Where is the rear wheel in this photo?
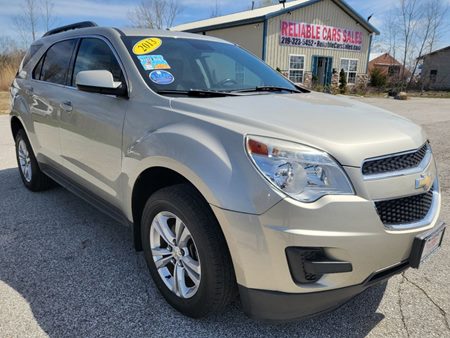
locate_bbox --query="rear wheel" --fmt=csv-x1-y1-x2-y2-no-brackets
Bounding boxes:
141,184,236,318
15,129,52,191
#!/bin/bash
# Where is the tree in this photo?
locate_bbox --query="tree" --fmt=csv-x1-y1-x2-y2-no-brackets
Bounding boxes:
13,0,39,46
339,69,347,94
407,0,448,88
370,68,387,88
129,0,182,29
12,0,56,48
210,0,221,18
379,0,448,89
397,0,420,84
41,0,56,32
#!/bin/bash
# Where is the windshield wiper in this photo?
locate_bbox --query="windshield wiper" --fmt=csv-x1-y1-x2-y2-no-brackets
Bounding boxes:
156,89,240,97
232,86,302,94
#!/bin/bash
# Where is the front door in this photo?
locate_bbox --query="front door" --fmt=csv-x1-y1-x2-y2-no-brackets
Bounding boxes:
312,56,332,86
59,37,128,206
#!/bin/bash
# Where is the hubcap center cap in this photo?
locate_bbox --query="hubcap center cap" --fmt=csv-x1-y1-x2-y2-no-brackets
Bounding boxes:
173,247,183,259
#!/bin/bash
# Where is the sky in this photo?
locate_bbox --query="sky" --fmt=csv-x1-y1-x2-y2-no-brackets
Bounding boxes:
1,0,449,51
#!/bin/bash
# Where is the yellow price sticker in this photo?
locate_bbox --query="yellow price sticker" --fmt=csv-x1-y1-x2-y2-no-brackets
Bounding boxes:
132,38,162,55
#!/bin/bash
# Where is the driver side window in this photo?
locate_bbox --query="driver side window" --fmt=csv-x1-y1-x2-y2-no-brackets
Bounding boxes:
72,38,123,87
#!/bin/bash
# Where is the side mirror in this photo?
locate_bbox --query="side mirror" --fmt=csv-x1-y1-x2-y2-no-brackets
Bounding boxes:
76,70,127,97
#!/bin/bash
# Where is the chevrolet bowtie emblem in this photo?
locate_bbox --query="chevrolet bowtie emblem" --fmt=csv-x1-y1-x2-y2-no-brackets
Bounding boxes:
415,173,433,191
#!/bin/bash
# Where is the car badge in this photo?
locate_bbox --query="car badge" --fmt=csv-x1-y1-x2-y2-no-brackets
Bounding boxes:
415,173,433,191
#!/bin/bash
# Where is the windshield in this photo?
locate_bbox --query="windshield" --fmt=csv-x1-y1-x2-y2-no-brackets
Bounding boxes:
122,36,298,95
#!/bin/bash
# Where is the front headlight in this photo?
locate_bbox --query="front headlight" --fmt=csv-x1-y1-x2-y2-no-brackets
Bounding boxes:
246,135,354,202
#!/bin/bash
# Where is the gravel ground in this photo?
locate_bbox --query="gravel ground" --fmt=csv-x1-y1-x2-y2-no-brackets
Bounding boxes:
0,97,449,337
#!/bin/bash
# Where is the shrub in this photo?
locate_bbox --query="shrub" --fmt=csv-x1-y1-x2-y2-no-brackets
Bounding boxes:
339,69,347,94
0,52,23,91
370,68,387,88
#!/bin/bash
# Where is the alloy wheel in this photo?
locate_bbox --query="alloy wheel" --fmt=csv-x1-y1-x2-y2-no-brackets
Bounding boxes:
150,211,201,299
18,139,32,182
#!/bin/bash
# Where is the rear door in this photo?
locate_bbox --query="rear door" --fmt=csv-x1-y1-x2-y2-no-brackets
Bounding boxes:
59,37,128,206
29,39,77,165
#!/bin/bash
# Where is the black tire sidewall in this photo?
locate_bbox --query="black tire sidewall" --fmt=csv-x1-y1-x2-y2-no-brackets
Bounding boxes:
15,130,40,190
141,190,226,317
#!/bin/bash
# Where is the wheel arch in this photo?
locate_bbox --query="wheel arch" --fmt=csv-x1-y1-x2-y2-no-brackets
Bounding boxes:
130,166,218,251
10,115,25,139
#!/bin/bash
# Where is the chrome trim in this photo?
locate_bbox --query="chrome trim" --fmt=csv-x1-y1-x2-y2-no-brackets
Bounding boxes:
363,143,431,181
380,179,440,231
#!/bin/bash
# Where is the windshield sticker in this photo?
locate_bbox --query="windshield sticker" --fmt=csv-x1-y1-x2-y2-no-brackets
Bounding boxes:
138,55,171,70
149,70,174,85
132,37,162,55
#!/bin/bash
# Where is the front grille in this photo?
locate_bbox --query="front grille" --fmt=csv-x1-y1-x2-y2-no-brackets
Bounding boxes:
375,188,434,225
362,143,429,176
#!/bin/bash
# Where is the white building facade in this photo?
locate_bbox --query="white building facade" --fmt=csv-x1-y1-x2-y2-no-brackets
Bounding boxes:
172,0,379,88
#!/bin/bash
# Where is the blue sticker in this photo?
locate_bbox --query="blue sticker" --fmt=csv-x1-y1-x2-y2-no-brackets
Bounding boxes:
150,70,174,85
137,55,171,70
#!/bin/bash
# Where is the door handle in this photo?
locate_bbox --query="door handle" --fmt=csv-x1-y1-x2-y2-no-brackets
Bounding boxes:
60,100,73,112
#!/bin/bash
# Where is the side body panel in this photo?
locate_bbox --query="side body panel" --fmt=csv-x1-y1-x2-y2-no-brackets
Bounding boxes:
59,89,128,206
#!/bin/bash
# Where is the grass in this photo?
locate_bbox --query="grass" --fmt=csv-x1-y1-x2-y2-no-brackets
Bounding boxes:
0,64,17,91
0,92,10,114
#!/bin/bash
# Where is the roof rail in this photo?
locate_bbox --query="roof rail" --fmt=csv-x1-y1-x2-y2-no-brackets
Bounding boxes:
43,21,98,37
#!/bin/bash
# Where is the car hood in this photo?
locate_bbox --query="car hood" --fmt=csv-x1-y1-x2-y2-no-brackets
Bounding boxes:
170,92,427,167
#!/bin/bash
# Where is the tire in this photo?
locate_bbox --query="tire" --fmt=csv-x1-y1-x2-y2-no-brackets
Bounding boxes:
15,129,52,192
141,184,236,318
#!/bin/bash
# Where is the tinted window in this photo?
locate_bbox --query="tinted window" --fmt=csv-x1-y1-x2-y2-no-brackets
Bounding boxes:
72,38,123,86
21,44,43,70
122,36,297,93
40,39,76,85
32,56,44,80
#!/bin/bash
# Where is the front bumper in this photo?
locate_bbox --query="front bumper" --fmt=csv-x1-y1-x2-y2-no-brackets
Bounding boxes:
211,190,442,320
239,260,409,321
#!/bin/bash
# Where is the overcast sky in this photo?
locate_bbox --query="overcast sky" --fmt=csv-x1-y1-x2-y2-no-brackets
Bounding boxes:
1,0,449,51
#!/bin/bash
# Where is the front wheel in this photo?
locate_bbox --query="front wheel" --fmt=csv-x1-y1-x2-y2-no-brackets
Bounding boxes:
141,184,236,318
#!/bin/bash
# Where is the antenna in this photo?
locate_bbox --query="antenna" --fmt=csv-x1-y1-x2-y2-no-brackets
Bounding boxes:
252,1,255,10
279,0,286,8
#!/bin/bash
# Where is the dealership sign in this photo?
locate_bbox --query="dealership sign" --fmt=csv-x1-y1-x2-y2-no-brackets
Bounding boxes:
280,21,363,51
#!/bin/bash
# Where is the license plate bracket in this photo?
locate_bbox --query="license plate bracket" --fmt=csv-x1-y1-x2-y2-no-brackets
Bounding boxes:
410,222,446,269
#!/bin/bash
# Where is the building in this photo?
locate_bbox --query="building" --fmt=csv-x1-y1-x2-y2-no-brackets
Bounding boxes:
419,46,450,90
172,0,379,88
368,52,410,83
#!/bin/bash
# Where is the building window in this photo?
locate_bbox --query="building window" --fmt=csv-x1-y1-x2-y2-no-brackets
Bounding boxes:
430,70,437,84
340,59,358,84
289,55,305,83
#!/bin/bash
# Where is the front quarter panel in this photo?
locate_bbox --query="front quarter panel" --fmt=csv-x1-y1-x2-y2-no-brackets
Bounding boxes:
122,99,283,219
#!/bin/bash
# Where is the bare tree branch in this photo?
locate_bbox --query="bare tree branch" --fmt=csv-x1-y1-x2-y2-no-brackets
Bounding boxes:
41,0,57,32
128,0,182,29
398,0,420,85
407,0,448,88
12,0,40,46
210,0,221,18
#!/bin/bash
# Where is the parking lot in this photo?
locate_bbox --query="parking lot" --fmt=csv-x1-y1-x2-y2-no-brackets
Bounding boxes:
0,97,449,337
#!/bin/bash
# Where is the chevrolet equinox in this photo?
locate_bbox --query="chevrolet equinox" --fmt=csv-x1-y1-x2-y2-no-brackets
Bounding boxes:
9,22,446,321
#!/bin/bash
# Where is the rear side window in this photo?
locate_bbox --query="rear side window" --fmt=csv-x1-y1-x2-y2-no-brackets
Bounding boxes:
20,44,43,70
38,39,77,85
33,56,44,79
72,38,123,86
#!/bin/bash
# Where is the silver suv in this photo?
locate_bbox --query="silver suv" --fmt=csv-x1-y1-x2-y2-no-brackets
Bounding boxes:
10,22,446,321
